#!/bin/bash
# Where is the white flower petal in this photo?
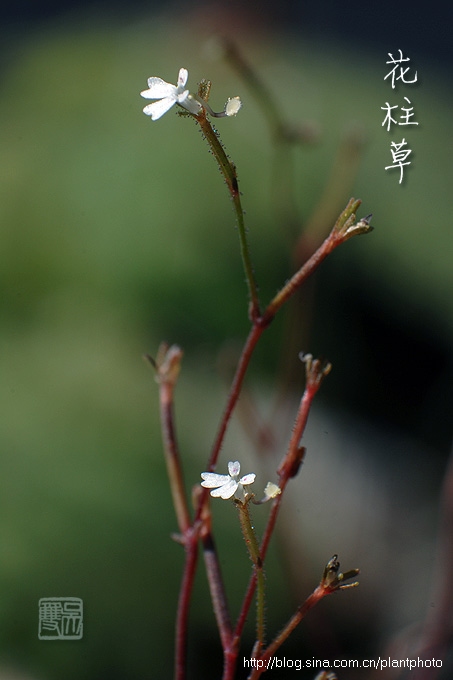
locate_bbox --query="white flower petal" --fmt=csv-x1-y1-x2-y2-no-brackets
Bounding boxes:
211,479,238,499
177,68,189,89
201,461,256,501
200,472,230,488
141,69,200,121
143,97,176,120
228,461,241,477
176,89,190,104
142,77,177,99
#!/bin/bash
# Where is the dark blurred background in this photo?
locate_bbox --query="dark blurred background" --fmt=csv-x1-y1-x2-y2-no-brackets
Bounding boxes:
2,0,453,64
1,1,452,679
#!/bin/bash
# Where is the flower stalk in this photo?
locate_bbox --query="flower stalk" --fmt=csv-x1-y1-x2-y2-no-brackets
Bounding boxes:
195,109,260,320
235,499,266,652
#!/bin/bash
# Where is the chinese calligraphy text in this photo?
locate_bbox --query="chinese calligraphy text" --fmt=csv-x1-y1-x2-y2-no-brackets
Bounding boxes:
382,51,419,184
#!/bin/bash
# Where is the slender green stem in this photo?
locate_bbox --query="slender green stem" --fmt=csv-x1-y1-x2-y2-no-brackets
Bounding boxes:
235,500,266,652
196,112,260,320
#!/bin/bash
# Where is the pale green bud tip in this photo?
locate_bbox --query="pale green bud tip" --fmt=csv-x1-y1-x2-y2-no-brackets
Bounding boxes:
252,481,281,504
264,482,281,499
225,96,242,116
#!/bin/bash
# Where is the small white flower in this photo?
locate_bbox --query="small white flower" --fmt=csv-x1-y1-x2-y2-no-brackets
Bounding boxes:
141,67,202,120
225,96,242,116
201,460,256,501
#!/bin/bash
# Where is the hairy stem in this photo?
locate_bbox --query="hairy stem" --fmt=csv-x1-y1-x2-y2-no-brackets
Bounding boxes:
236,500,266,652
263,228,339,323
196,111,260,319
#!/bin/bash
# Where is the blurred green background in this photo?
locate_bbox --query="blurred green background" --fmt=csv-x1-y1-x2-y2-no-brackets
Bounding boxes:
1,2,452,678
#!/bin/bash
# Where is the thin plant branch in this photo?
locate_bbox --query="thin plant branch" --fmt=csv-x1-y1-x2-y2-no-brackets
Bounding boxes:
175,537,199,680
195,108,261,320
235,499,266,654
233,356,330,645
247,556,359,679
146,346,191,535
198,489,234,651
